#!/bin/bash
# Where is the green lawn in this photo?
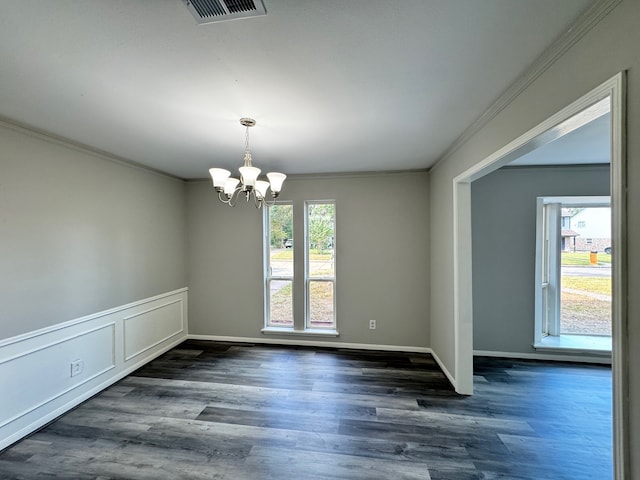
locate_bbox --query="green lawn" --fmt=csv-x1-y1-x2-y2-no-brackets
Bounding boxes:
269,280,333,328
562,275,611,295
561,291,611,335
561,251,611,266
560,275,611,336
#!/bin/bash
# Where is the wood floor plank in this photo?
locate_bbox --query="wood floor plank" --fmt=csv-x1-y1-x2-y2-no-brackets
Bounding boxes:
291,432,475,469
375,408,536,436
245,445,432,480
0,341,612,479
196,405,340,434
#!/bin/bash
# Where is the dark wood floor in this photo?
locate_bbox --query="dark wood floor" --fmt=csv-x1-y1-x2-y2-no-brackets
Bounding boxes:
0,340,612,479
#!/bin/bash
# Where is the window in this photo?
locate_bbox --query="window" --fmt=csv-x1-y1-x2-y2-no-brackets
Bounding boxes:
264,201,337,334
306,201,335,329
534,196,611,353
577,220,586,228
265,203,293,327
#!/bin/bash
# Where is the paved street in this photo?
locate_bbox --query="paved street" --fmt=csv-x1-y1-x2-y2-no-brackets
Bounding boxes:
268,249,334,297
562,265,612,277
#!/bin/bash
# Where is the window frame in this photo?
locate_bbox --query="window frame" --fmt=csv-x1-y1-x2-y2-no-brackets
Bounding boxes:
304,200,336,331
533,195,611,353
263,201,294,329
262,200,339,336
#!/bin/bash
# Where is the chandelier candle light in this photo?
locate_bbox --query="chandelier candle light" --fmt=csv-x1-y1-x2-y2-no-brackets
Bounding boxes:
209,118,286,208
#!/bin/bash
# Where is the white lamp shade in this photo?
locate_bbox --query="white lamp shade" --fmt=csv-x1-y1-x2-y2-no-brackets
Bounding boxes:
239,166,261,188
255,180,270,199
267,172,286,193
223,177,240,196
209,168,231,188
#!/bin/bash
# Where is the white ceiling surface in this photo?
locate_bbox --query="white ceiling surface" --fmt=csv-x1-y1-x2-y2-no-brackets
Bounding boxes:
0,0,595,179
510,112,611,166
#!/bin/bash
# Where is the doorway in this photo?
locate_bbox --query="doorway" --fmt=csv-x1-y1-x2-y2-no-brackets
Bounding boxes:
453,73,627,478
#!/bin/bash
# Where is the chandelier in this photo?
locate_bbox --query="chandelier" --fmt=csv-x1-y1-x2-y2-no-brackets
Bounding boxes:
209,118,286,208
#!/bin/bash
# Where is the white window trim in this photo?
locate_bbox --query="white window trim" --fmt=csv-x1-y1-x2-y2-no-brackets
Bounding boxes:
262,200,338,336
260,327,339,337
533,195,611,351
304,200,337,331
263,202,294,329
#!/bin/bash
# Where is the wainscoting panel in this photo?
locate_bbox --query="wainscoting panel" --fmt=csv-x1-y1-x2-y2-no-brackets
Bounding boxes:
0,323,115,430
124,299,184,361
0,288,188,451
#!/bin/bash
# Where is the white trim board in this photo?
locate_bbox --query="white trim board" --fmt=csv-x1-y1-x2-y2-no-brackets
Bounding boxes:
0,117,183,182
0,287,188,349
0,336,185,452
188,334,457,390
452,72,627,479
189,334,430,353
474,350,611,365
0,289,188,452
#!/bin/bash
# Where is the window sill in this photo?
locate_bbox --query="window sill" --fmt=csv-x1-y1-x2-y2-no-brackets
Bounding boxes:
261,327,339,337
534,334,611,355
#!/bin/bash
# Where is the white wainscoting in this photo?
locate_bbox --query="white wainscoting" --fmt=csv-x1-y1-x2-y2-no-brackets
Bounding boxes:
0,288,188,451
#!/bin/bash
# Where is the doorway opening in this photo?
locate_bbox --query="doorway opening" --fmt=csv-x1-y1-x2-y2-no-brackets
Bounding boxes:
453,72,627,478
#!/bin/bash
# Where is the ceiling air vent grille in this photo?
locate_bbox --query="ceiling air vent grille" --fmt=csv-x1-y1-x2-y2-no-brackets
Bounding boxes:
183,0,267,24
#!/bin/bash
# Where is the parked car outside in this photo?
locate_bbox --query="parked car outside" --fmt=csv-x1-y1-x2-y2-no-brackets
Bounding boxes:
284,239,293,248
604,246,612,254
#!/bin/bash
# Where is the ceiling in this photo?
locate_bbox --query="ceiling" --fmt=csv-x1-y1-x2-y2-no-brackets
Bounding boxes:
510,112,610,167
0,0,595,179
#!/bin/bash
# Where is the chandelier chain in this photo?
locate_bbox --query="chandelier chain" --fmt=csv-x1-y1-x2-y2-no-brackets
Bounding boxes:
244,125,252,166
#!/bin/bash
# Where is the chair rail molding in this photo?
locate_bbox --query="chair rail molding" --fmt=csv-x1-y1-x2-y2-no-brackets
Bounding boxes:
0,288,188,451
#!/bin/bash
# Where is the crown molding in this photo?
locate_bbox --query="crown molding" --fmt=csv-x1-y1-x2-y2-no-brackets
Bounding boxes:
432,0,621,172
188,168,429,183
0,115,183,183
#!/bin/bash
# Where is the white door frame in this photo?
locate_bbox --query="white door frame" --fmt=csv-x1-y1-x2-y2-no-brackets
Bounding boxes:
452,72,627,478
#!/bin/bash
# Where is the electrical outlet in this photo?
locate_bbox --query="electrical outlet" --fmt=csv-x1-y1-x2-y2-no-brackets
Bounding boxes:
369,319,376,330
70,359,84,377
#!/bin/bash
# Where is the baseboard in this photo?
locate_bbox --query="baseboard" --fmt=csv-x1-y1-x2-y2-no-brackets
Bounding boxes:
188,334,458,390
474,349,612,365
0,289,188,451
188,334,430,353
428,349,457,390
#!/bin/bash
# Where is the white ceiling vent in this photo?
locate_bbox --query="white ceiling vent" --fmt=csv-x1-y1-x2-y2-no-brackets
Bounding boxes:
183,0,267,24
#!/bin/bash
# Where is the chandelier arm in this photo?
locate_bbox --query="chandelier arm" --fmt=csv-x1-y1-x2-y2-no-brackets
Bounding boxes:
217,191,232,205
217,184,243,207
261,194,278,208
227,185,243,207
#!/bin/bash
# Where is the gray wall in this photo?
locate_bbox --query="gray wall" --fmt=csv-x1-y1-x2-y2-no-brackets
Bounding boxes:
0,123,187,340
471,165,610,354
429,0,640,474
187,172,430,348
